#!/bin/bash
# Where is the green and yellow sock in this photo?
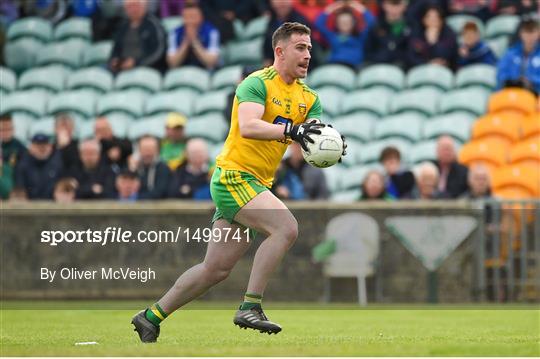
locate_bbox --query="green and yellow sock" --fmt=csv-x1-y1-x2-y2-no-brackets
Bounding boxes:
145,303,168,327
240,292,262,310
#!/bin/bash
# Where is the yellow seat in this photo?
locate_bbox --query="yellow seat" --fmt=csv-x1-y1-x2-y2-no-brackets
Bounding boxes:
488,88,537,116
510,138,540,166
492,164,540,198
459,139,509,172
521,113,540,140
472,113,520,145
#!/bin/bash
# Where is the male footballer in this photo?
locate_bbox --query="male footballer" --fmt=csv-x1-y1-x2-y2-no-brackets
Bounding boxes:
132,22,346,342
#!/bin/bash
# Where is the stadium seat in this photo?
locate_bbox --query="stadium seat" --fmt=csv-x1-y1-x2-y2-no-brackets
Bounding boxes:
358,139,411,164
54,17,91,41
521,114,540,140
128,116,166,140
459,139,508,171
340,166,371,191
1,90,48,118
374,113,423,143
338,139,362,167
82,41,113,67
485,15,520,39
409,140,438,164
357,64,405,91
406,64,454,91
185,115,228,143
341,88,392,117
472,113,521,145
163,66,210,93
446,14,484,36
239,16,269,40
145,90,195,116
487,36,510,58
47,89,97,118
79,116,132,139
0,67,17,93
7,17,53,43
316,87,346,117
161,16,183,33
4,38,43,73
330,188,362,202
210,141,225,160
29,117,55,138
323,164,345,193
491,164,540,198
308,64,356,91
115,67,162,94
18,65,68,93
390,88,440,117
193,90,231,116
423,113,473,143
455,64,497,90
439,88,489,116
510,139,540,167
35,39,87,69
10,113,32,142
211,65,242,90
488,88,537,116
190,112,226,124
97,91,145,118
67,67,114,94
332,114,375,142
226,38,264,66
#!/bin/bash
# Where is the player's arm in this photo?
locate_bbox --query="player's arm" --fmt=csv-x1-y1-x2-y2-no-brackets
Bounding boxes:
238,102,287,140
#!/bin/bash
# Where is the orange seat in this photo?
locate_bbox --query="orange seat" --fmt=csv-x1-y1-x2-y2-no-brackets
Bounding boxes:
510,138,540,166
472,113,521,145
488,88,537,116
521,113,540,140
491,164,540,198
459,139,509,170
494,187,533,199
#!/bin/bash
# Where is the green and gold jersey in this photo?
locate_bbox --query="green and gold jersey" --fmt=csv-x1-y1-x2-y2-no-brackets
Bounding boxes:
216,66,322,187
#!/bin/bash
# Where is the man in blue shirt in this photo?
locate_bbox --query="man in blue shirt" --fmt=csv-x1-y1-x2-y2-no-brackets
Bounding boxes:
497,16,540,94
167,2,220,70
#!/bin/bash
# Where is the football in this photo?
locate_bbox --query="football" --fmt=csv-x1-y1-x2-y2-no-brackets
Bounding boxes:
302,125,344,168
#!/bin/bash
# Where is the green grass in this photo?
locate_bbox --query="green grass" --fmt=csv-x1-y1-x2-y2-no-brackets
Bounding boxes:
1,302,539,356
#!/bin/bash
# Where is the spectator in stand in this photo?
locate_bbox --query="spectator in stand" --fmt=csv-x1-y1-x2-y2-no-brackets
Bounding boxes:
67,139,115,200
54,113,79,170
315,1,375,68
448,0,491,22
407,5,458,69
272,160,306,200
405,0,449,28
0,114,25,168
94,116,133,173
109,0,166,73
407,161,445,199
14,134,63,200
160,113,188,170
494,0,538,16
21,0,67,24
283,142,329,199
131,135,171,200
0,157,13,200
434,135,469,198
167,2,220,70
168,138,212,200
459,164,492,200
365,0,411,68
0,0,19,27
53,177,77,203
457,21,497,67
496,16,540,94
115,169,141,201
379,146,415,198
359,169,395,200
263,0,312,67
293,0,329,24
201,0,267,44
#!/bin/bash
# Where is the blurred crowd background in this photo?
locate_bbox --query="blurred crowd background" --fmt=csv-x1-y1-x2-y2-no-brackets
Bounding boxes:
0,0,538,203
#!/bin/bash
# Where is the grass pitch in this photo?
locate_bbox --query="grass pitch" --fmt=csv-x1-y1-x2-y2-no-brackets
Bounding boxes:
1,302,538,356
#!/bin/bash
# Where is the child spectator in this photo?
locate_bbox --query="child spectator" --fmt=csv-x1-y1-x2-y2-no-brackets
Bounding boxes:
458,21,497,67
359,170,395,201
379,146,415,198
53,178,77,203
115,170,141,202
315,1,375,68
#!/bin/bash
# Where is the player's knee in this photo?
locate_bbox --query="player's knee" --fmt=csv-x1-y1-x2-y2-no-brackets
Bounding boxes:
202,262,232,284
280,219,298,246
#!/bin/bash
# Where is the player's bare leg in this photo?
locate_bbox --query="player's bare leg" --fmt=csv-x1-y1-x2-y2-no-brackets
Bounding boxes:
132,219,251,342
232,190,298,334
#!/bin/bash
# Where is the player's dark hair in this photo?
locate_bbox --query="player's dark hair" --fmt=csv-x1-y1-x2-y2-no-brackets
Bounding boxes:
380,146,401,163
272,22,311,50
